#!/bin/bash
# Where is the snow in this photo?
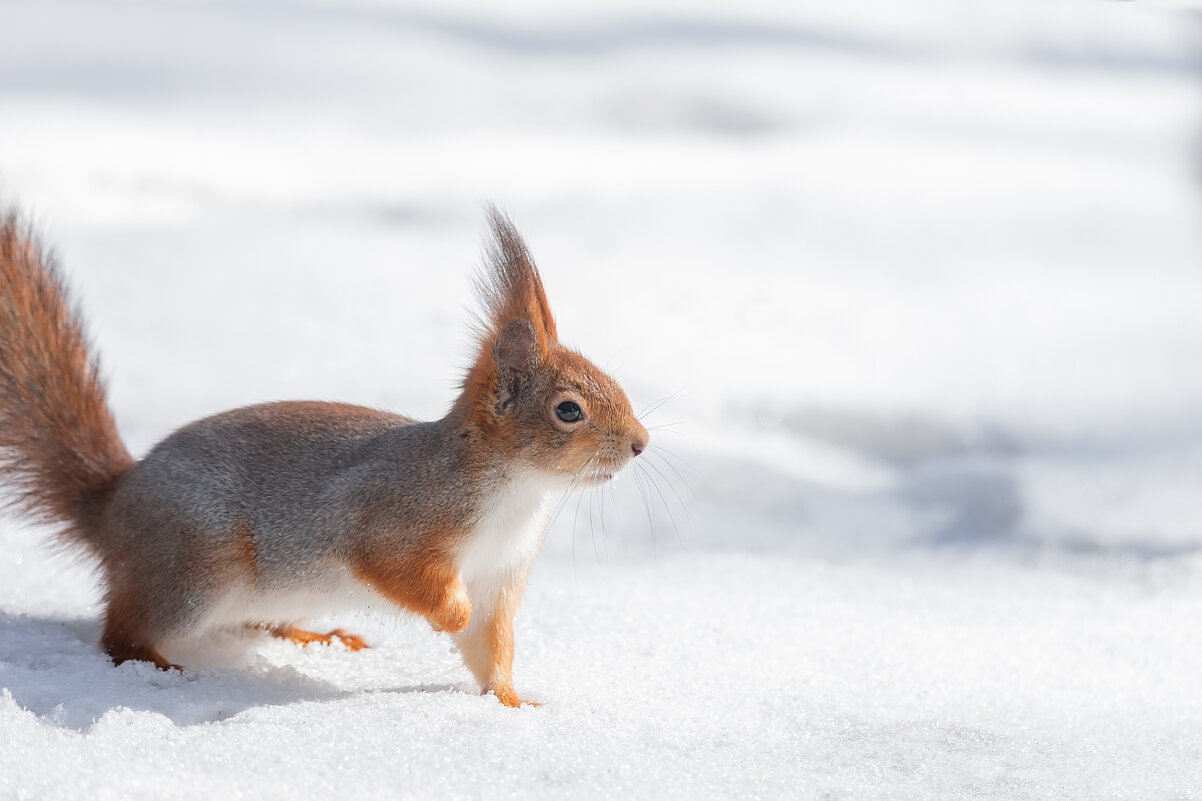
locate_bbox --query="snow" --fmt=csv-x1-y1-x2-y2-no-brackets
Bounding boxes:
2,0,1202,798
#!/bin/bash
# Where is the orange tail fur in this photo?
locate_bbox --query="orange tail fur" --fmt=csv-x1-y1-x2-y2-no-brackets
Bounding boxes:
0,210,133,540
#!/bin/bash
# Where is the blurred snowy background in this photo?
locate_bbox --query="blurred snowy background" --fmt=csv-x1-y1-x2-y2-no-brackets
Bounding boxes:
2,1,1201,798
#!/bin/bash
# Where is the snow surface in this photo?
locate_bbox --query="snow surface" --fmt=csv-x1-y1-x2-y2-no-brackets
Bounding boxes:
2,0,1202,798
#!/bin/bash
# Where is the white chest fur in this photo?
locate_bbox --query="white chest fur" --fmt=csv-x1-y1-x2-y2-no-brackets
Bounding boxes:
457,473,558,612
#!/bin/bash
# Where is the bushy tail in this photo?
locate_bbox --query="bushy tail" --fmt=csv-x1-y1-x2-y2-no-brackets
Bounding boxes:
0,209,133,537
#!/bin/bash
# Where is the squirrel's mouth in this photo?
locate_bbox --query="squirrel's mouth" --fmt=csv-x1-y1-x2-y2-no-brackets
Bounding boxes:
568,465,621,486
563,457,630,487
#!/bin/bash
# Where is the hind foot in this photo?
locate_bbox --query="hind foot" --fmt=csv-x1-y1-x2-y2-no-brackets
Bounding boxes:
103,639,182,671
266,625,369,651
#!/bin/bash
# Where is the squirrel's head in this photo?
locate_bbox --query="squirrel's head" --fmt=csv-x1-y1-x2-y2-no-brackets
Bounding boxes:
456,207,648,486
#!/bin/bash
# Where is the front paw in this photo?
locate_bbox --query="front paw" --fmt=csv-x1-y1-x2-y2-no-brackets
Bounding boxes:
487,685,538,708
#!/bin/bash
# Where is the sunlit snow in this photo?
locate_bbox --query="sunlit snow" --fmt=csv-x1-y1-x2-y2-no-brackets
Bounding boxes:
2,1,1201,798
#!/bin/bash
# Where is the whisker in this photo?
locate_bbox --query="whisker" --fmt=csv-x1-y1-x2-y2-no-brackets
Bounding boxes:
646,446,697,500
637,462,683,548
564,449,598,567
547,453,596,531
641,455,691,523
646,441,692,463
608,480,624,527
597,478,609,556
547,454,599,581
571,469,590,577
637,387,686,422
636,397,663,420
647,443,697,475
630,463,657,558
588,485,600,562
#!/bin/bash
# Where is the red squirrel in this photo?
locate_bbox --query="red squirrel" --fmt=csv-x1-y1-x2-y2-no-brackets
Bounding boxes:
0,206,648,707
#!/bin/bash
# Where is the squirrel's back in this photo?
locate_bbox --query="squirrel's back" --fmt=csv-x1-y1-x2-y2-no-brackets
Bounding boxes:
106,400,470,577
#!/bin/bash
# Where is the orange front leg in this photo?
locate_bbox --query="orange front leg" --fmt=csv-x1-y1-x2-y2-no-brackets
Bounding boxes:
456,576,533,708
353,550,472,635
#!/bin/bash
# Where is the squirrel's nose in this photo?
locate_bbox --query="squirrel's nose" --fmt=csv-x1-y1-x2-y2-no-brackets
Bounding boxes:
631,423,649,458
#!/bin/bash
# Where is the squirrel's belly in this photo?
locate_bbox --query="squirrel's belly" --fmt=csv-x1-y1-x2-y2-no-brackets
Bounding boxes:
183,564,391,636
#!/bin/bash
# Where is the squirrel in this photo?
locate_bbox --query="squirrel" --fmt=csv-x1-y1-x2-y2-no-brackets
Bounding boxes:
0,205,648,707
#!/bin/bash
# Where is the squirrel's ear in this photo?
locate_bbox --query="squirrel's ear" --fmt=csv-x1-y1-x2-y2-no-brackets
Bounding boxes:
491,319,537,413
492,319,538,374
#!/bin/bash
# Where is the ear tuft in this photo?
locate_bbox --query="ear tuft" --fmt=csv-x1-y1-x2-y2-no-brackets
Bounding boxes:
474,206,558,354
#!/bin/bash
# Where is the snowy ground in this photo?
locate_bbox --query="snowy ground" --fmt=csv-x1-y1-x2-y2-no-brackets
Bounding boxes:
2,1,1202,798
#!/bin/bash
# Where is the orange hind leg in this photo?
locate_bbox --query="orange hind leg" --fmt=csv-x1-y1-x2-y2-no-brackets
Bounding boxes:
262,625,369,651
101,587,183,671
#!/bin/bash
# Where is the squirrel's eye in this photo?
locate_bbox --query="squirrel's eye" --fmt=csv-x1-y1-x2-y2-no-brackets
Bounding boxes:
555,400,583,423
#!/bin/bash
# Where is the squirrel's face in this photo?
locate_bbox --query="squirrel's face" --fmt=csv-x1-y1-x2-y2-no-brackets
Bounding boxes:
527,347,649,486
482,323,648,486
